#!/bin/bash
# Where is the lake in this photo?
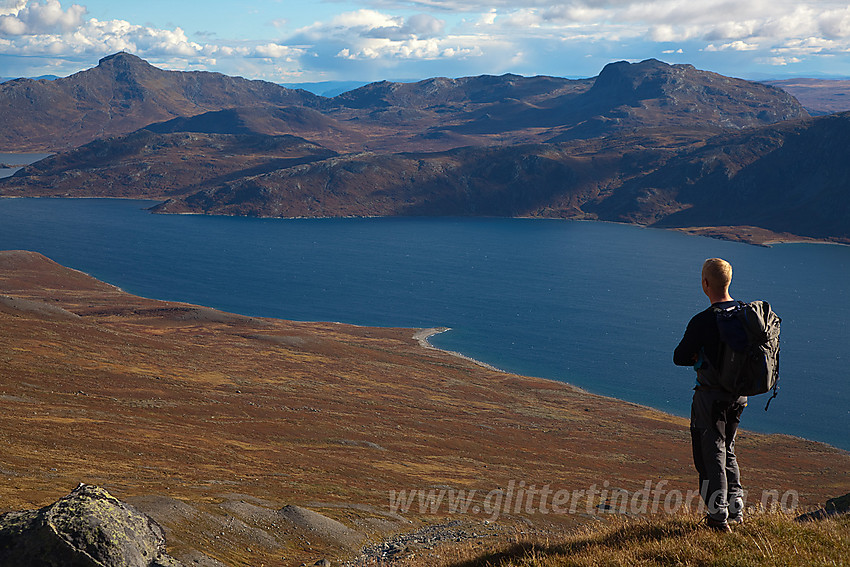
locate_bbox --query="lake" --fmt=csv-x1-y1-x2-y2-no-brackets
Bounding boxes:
0,197,847,450
0,152,52,178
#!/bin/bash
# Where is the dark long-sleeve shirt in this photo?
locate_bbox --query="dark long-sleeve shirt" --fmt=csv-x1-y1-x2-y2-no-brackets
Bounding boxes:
674,300,739,384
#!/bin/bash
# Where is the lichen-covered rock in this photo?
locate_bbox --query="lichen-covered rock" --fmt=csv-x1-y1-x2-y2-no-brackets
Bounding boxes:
0,484,182,566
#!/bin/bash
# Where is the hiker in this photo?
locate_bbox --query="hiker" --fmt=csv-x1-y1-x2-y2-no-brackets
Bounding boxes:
674,258,747,532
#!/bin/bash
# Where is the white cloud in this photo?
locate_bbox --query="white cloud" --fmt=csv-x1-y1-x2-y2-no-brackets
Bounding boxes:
296,9,397,40
337,36,480,60
292,8,481,63
296,9,445,41
6,0,850,82
0,0,84,35
0,0,309,80
0,0,27,16
772,36,840,56
704,40,758,52
403,0,850,46
402,13,445,37
0,2,197,56
499,9,543,28
0,14,24,33
478,10,497,26
501,1,850,61
279,0,850,76
818,6,850,39
757,55,803,65
254,42,300,60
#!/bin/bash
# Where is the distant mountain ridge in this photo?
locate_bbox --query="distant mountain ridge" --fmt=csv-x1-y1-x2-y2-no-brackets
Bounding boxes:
0,52,318,151
5,52,848,243
0,53,807,153
0,74,59,83
281,80,369,97
320,59,807,148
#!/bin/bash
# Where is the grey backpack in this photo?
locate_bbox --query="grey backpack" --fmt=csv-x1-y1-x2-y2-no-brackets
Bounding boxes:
713,300,781,410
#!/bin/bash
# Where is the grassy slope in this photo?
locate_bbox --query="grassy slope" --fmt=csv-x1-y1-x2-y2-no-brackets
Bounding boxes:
0,250,847,566
407,512,850,566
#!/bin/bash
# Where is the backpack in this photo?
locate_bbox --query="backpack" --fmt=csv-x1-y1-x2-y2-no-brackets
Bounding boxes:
712,300,781,410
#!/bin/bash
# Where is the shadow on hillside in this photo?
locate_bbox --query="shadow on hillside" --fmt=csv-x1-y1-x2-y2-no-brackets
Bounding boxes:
449,519,695,567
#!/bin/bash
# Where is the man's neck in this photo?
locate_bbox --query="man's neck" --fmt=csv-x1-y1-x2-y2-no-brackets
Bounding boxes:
709,293,734,304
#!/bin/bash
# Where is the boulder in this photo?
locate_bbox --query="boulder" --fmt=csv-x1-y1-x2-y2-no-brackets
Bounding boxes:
0,484,182,566
795,491,850,522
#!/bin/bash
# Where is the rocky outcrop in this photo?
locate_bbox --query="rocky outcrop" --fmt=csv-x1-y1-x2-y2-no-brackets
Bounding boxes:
796,492,850,522
585,59,807,127
0,484,182,566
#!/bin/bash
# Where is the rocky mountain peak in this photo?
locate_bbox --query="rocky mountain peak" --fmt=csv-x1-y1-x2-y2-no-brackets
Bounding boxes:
93,51,158,83
580,57,807,129
98,51,150,67
0,52,319,151
591,58,707,102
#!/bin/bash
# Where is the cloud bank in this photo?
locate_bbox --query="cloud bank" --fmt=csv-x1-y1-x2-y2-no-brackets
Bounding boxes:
2,0,850,81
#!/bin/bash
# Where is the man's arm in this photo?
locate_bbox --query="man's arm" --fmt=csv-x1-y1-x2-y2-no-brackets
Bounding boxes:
673,317,701,366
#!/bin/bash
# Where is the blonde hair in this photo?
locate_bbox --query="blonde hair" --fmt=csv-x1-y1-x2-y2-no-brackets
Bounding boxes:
702,258,732,291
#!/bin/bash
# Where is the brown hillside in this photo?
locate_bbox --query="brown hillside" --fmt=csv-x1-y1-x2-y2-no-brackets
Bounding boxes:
590,112,850,242
144,106,372,153
0,250,847,566
149,138,657,218
0,129,337,199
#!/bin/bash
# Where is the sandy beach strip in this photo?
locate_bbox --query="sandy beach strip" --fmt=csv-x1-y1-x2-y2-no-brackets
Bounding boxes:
413,327,504,372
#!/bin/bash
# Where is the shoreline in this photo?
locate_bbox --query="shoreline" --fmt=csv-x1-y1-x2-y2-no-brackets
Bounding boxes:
1,196,848,247
411,329,848,455
669,225,850,247
3,247,846,457
412,327,505,373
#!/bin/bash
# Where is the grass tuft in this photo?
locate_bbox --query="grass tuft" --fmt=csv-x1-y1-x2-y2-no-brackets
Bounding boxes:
400,512,850,567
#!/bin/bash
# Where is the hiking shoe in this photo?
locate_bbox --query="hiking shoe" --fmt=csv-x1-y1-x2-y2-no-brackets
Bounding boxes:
705,517,732,533
728,515,744,526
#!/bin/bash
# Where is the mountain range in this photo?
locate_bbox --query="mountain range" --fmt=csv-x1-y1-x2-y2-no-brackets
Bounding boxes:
2,52,849,243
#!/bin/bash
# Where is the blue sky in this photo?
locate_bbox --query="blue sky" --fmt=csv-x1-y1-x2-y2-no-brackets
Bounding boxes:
3,0,850,83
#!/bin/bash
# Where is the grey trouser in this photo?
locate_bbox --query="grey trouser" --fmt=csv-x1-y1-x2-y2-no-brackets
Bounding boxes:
690,388,747,522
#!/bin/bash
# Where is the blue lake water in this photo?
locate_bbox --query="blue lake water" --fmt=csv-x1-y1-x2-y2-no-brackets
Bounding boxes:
0,197,848,451
0,152,51,178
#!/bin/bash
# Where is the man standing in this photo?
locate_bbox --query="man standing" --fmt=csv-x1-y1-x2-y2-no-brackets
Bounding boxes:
674,258,747,532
